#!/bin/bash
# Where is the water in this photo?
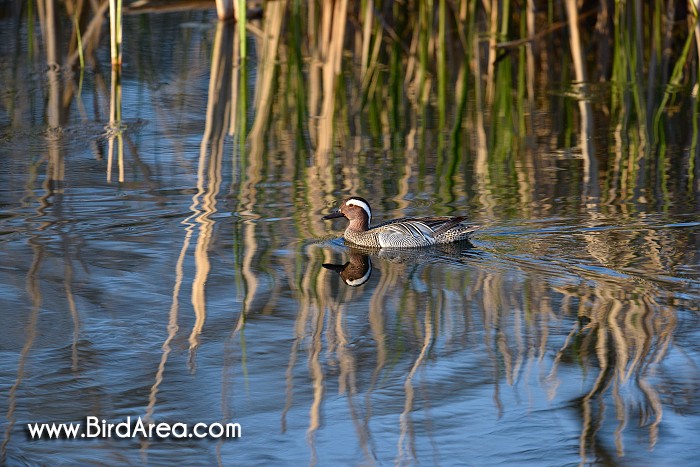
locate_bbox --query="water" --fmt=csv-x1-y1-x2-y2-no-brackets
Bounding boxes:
2,4,700,466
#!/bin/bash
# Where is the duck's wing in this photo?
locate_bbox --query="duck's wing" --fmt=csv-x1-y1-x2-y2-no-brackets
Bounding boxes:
376,221,437,247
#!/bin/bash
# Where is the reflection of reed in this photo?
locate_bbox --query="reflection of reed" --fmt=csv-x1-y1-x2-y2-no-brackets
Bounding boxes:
282,247,382,464
63,252,81,371
106,67,124,183
144,22,234,449
1,242,43,464
397,303,433,466
37,0,66,192
293,248,492,464
11,17,84,460
141,226,186,456
551,283,676,463
2,6,87,461
302,250,328,466
6,4,700,463
188,19,231,361
295,243,692,463
472,34,495,219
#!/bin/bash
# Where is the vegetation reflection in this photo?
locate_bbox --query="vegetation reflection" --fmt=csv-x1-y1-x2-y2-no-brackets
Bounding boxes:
2,0,699,464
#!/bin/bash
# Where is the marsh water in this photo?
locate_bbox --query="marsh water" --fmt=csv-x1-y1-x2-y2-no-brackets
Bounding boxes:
2,3,700,466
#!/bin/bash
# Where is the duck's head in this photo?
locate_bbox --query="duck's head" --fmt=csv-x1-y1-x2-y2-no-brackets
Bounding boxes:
322,196,372,229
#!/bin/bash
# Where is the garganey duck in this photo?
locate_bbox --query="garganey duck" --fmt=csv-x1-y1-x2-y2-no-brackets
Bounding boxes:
323,197,478,248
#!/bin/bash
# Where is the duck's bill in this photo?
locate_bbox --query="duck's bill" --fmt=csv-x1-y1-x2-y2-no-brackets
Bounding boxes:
322,211,344,220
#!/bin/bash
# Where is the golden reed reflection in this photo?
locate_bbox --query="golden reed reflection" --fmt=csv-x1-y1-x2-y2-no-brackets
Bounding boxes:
397,301,433,466
282,242,695,464
546,278,677,463
2,3,85,461
106,66,124,183
1,241,43,464
144,21,233,460
187,19,229,360
6,2,699,464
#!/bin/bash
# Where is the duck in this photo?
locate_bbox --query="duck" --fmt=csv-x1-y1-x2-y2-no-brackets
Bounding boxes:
322,196,478,248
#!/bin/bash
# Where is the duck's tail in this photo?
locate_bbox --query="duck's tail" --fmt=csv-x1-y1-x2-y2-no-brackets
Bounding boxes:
435,222,479,243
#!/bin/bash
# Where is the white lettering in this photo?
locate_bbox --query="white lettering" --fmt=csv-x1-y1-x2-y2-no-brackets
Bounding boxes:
208,422,223,438
63,422,81,438
26,417,242,439
226,422,241,438
193,422,207,438
26,423,44,439
155,422,170,438
171,422,187,438
114,416,131,438
85,416,100,438
132,417,147,438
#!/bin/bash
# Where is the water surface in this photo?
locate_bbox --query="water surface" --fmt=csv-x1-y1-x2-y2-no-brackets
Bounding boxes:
1,4,700,466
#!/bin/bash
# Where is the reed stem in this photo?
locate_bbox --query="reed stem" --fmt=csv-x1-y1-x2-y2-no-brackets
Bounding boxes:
108,0,122,65
238,0,246,58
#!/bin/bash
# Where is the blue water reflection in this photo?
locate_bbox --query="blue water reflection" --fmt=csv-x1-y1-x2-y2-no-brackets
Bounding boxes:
2,4,700,466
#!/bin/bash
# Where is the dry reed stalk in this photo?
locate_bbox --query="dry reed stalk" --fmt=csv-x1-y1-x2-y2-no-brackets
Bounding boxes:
564,0,598,200
249,1,287,157
108,0,122,65
215,0,234,19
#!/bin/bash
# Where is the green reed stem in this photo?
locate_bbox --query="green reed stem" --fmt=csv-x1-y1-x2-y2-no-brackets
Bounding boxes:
690,83,698,192
437,0,446,131
500,0,510,38
238,0,246,58
450,59,468,147
418,0,431,104
72,10,85,96
652,15,697,144
72,13,84,69
517,12,526,137
238,57,248,161
389,38,401,146
290,0,307,151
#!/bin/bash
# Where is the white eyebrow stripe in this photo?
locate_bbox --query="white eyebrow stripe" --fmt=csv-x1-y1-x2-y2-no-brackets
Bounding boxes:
346,199,371,223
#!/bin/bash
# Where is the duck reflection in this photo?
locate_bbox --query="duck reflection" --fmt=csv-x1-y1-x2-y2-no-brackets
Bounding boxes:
323,240,476,287
323,249,372,287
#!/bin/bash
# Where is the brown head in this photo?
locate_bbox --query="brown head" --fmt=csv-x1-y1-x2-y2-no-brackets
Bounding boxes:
322,197,372,231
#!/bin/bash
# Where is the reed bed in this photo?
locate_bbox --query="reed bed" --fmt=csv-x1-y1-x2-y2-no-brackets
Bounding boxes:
20,0,700,200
